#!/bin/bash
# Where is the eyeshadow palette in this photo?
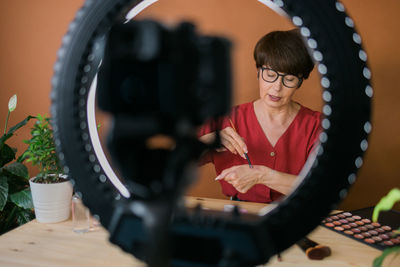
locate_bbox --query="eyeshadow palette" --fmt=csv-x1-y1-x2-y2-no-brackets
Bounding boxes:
322,207,400,250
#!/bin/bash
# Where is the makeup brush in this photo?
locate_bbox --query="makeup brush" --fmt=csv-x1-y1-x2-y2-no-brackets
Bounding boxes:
228,119,253,168
296,237,331,260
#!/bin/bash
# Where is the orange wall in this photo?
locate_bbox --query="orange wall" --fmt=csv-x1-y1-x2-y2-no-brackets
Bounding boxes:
0,0,85,175
0,0,399,210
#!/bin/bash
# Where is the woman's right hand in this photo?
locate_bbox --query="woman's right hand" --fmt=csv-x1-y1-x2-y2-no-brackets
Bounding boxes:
219,127,248,159
199,127,248,159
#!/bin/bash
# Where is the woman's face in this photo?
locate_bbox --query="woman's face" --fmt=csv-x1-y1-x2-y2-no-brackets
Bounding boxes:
258,66,299,109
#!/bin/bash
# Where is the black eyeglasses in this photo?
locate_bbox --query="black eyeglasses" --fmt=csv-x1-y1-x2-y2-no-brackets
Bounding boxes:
259,67,302,88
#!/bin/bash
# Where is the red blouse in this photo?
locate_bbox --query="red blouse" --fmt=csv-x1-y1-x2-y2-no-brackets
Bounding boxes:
198,101,321,203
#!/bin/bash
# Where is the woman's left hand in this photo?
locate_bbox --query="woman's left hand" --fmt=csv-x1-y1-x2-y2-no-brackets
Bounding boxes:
215,165,269,193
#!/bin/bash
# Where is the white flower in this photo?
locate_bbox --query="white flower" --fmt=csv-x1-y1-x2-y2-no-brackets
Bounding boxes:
8,94,17,112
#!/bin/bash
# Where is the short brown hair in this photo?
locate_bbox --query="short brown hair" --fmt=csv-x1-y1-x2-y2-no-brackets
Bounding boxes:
253,29,314,79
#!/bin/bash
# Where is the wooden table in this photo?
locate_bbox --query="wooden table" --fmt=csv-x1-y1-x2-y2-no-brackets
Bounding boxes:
0,197,398,267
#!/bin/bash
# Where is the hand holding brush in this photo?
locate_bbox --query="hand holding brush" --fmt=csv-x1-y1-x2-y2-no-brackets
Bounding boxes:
227,119,253,168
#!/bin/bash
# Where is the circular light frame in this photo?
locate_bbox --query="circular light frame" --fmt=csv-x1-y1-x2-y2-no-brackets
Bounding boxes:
51,0,372,264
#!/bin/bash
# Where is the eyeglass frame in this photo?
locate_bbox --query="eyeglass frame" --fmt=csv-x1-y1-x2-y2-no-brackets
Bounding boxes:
258,67,303,88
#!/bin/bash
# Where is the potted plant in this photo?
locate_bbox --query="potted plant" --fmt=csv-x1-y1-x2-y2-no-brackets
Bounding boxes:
0,94,35,234
22,114,73,223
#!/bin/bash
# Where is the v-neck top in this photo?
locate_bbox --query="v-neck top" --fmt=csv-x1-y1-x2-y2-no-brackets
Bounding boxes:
198,101,321,203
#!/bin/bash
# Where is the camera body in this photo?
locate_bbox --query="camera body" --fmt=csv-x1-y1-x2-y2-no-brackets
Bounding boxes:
97,20,231,199
98,19,231,126
97,20,234,264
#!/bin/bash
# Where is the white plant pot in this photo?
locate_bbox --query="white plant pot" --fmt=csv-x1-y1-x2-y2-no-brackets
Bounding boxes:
29,176,73,223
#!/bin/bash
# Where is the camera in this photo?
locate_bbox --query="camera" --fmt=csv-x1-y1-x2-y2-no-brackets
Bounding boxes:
97,20,231,199
98,19,231,125
95,19,234,265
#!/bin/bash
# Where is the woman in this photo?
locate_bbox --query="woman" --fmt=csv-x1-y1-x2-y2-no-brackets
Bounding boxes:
198,29,321,203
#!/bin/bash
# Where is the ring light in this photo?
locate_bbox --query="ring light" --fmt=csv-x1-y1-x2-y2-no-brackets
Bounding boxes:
51,0,372,265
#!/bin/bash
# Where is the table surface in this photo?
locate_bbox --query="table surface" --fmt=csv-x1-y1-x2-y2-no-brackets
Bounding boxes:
0,196,398,267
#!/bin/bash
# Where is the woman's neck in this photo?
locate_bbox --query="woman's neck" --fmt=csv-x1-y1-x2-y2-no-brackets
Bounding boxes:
254,100,300,126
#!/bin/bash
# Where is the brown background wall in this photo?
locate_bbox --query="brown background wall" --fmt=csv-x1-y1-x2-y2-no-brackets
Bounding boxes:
0,0,399,210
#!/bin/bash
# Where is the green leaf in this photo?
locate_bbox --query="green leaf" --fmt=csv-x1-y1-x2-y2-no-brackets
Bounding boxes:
2,164,29,194
0,203,13,234
16,150,27,163
3,162,28,179
373,188,400,222
0,115,35,145
0,175,8,211
0,143,16,167
373,246,400,267
10,188,33,209
5,179,28,195
0,205,18,234
15,207,34,225
6,115,35,136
